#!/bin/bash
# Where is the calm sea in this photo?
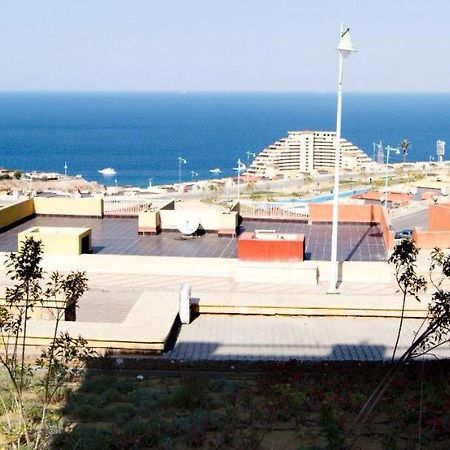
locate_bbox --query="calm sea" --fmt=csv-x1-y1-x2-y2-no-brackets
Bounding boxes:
0,92,448,187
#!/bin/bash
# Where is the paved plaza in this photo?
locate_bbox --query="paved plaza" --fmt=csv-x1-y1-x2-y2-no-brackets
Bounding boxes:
163,315,450,362
0,216,386,261
0,262,446,361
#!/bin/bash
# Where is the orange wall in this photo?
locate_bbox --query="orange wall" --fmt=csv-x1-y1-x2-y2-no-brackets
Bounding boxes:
428,203,450,231
309,203,377,223
353,191,411,205
413,227,450,249
373,205,394,250
308,203,394,250
237,232,305,262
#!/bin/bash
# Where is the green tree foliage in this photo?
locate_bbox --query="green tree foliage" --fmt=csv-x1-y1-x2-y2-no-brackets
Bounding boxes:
348,241,450,447
400,139,410,163
0,237,94,449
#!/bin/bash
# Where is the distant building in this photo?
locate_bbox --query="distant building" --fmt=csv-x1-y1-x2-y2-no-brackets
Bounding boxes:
246,131,374,178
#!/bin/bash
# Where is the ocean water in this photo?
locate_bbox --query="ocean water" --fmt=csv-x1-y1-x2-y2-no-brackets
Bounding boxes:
0,92,448,188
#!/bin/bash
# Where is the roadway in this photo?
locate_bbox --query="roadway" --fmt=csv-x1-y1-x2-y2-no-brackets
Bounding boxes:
391,208,428,231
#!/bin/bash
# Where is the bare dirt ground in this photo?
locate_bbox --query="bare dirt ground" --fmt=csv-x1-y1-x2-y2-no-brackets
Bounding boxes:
0,177,104,194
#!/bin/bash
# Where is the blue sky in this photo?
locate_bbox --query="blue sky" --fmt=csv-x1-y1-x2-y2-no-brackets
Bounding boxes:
1,0,449,92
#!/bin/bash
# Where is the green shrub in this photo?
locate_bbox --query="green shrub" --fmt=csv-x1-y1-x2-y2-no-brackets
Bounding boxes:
121,418,163,447
73,403,105,422
320,405,344,450
0,389,15,410
104,403,137,424
133,387,159,409
114,377,135,394
171,384,197,409
13,170,22,179
82,375,115,393
158,375,209,410
56,425,118,450
24,400,42,422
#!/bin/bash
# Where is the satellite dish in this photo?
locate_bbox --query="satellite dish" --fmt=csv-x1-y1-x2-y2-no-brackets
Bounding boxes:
176,211,200,235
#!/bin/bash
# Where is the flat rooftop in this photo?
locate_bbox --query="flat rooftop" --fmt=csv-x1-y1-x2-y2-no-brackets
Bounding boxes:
0,216,386,261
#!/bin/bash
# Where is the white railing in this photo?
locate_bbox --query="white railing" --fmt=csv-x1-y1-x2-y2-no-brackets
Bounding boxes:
103,198,151,216
239,200,309,220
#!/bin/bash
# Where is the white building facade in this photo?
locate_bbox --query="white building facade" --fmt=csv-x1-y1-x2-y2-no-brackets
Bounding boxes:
246,131,374,178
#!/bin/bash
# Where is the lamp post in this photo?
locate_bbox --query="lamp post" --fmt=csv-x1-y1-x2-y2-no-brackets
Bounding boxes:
328,24,356,294
237,158,242,202
246,151,256,169
191,170,198,181
64,161,68,193
178,157,187,185
384,145,400,208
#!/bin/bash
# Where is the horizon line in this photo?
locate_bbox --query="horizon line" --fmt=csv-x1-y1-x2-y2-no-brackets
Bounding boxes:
0,89,449,95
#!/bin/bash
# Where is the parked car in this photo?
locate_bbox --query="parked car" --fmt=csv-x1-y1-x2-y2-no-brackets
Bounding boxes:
394,228,413,240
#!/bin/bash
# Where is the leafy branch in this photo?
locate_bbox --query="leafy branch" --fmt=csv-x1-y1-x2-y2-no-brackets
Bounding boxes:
0,236,94,449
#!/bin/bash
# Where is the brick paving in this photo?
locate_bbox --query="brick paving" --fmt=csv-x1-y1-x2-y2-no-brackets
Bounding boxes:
76,289,142,323
163,315,450,362
0,266,399,326
0,216,386,261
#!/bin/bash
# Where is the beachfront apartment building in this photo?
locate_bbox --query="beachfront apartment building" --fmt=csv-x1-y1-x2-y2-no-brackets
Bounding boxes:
246,130,374,178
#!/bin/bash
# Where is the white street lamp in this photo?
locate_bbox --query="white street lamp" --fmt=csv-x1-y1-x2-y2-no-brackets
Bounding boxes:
384,145,400,208
246,151,256,169
237,158,242,202
328,24,356,294
191,170,198,181
178,156,187,185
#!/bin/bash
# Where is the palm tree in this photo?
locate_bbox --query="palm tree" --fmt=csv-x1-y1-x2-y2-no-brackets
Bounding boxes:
400,139,410,163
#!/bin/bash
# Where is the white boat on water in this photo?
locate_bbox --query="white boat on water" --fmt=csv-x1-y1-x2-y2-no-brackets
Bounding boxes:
209,168,221,174
98,167,117,176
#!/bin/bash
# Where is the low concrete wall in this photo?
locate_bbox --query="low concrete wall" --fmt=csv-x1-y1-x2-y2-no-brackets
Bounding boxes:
138,210,161,234
217,211,238,236
234,260,317,285
237,232,305,262
316,260,393,283
160,200,175,210
230,201,240,213
159,209,238,234
0,199,35,231
21,291,179,354
9,252,395,285
18,226,92,255
33,197,103,217
34,254,237,279
195,290,429,318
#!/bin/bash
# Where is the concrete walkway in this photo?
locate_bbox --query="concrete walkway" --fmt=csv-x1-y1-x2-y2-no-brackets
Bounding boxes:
164,315,450,361
0,257,444,360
